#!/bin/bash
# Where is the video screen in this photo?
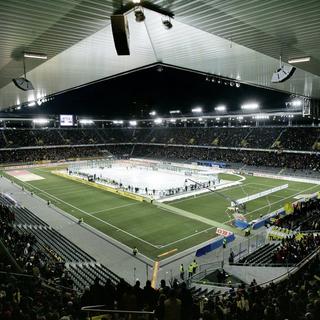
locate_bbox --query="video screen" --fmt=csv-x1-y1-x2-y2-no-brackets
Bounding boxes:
60,114,74,126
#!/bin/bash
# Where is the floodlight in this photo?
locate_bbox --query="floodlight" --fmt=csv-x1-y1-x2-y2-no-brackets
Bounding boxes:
215,105,226,112
28,101,36,107
154,118,163,124
192,107,202,113
129,120,137,126
149,111,157,116
169,110,181,114
24,52,47,60
135,7,145,22
162,17,173,29
241,103,259,110
132,0,141,3
33,118,49,124
170,118,176,123
288,56,310,64
79,119,94,125
198,117,203,121
254,114,269,120
113,120,124,124
291,99,302,107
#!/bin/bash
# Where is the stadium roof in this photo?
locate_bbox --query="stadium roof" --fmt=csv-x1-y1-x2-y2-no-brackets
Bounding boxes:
1,0,320,110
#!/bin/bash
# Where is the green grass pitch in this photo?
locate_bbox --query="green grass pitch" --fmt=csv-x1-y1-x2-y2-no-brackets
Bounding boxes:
2,167,319,260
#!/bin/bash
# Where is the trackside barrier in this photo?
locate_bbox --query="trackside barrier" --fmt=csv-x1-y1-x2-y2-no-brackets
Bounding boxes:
81,305,155,320
52,171,150,203
195,233,235,257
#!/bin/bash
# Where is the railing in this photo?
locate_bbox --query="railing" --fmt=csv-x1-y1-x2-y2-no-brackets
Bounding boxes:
81,305,155,320
187,247,320,291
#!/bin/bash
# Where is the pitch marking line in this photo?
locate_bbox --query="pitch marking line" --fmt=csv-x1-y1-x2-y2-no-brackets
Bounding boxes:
20,181,162,249
159,226,216,248
90,202,140,215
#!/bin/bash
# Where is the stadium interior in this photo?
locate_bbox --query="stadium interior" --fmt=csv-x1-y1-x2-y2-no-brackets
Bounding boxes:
1,1,320,319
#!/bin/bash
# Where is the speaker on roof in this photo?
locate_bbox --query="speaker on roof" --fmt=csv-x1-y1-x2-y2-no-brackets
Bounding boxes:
111,14,130,56
271,65,296,83
12,77,34,91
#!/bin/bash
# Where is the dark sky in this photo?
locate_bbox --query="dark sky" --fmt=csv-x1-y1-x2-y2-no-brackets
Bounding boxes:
11,64,291,119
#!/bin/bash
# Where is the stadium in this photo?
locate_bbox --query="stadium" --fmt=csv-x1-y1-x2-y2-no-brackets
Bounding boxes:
0,1,320,319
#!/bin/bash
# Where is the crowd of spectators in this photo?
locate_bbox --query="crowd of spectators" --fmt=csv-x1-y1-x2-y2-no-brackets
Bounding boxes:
272,233,320,265
1,142,320,173
1,200,320,319
271,198,320,231
0,126,319,151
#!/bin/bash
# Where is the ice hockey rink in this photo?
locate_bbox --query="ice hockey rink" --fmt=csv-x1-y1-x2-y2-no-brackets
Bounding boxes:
80,165,217,191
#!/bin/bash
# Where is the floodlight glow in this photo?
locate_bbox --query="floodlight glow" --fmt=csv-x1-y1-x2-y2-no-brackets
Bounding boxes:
37,99,42,106
113,120,123,124
33,118,49,124
288,57,311,64
132,0,141,3
241,103,259,110
154,118,163,124
16,106,21,110
169,110,181,114
198,117,203,121
192,107,202,113
28,101,36,107
237,116,244,120
170,118,176,123
129,120,137,126
215,105,226,112
216,117,220,121
149,111,157,116
79,119,94,125
292,99,302,107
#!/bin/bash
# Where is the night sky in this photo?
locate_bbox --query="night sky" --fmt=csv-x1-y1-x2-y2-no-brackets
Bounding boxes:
12,64,291,119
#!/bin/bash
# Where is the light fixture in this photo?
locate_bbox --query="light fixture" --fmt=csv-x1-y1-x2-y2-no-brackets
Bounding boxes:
154,118,163,124
169,110,181,114
215,105,226,112
254,114,269,120
33,118,49,124
170,118,176,123
198,117,203,121
192,107,202,113
235,82,241,88
113,120,124,124
132,0,141,3
28,101,36,107
162,17,173,29
288,56,311,64
134,6,145,22
23,52,47,60
79,119,94,125
149,111,157,116
291,99,302,107
241,103,259,110
129,120,137,126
